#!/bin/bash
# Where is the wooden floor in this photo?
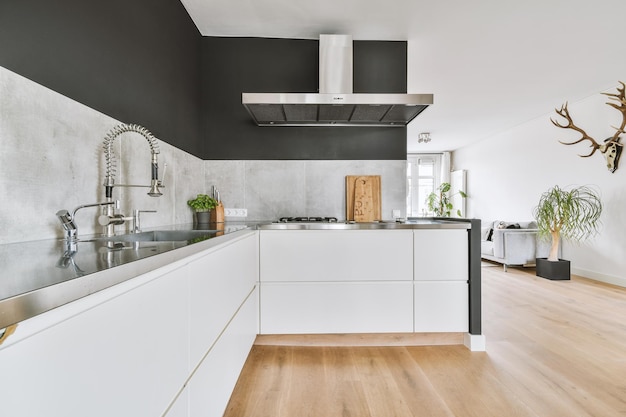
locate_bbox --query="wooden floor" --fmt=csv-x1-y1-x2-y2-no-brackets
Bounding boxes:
224,265,626,417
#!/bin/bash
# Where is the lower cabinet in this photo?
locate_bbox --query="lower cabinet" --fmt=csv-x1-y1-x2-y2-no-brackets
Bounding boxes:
259,230,414,334
188,288,258,417
0,264,190,417
1,226,475,417
0,231,258,417
414,281,469,332
166,387,189,417
260,282,413,334
414,229,469,332
259,228,471,335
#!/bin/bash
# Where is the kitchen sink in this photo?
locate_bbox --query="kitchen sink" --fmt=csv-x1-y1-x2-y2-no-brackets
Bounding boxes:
88,230,219,243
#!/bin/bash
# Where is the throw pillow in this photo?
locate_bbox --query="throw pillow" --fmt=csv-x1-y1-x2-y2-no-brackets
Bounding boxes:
486,228,494,241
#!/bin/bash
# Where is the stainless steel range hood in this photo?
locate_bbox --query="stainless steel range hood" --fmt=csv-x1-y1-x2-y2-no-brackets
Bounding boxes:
242,35,433,127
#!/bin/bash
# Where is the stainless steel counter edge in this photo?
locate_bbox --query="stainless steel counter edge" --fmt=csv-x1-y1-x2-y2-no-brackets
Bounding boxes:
257,220,472,230
0,228,255,330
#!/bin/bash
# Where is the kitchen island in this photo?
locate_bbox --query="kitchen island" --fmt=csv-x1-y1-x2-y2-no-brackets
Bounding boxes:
0,217,482,417
258,218,482,350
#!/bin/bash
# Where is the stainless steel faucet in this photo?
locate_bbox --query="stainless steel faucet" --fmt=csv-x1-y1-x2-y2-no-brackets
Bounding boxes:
132,209,157,233
56,200,120,241
101,123,164,236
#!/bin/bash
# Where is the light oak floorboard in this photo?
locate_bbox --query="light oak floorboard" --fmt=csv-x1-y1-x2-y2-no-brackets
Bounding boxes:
224,267,626,417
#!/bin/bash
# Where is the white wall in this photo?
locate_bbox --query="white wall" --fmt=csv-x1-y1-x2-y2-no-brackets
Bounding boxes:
453,91,626,287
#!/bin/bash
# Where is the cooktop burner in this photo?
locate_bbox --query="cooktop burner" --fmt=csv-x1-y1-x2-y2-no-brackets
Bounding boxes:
278,216,339,223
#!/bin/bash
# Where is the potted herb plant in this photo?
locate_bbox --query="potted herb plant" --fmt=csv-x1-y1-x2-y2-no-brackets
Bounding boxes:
187,194,218,224
532,185,602,280
426,182,467,217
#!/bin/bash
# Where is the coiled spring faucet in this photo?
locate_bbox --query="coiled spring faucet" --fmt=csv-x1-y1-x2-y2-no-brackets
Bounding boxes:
103,123,163,198
101,123,164,235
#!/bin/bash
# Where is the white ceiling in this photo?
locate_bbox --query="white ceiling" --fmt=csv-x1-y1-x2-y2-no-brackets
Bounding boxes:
180,0,626,153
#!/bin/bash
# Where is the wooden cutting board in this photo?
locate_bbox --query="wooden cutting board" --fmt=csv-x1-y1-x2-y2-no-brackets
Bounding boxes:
346,175,381,222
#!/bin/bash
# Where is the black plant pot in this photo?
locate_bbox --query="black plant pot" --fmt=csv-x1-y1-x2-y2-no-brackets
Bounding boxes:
536,258,570,280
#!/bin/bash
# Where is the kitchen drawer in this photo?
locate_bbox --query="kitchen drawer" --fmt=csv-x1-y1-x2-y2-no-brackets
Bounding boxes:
414,229,468,281
260,230,413,282
259,281,413,334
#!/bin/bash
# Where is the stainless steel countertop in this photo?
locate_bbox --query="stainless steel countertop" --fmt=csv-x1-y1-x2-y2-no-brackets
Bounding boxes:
0,218,473,329
257,218,472,230
0,224,251,329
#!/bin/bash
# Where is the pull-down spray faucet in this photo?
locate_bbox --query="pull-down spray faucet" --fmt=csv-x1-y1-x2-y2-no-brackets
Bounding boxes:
100,123,164,235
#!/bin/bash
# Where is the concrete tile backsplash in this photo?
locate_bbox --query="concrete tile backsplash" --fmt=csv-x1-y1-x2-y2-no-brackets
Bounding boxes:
205,159,406,221
0,66,203,244
1,66,407,244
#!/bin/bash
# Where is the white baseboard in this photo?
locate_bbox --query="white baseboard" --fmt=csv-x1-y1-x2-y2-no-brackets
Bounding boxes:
571,267,626,288
464,333,486,351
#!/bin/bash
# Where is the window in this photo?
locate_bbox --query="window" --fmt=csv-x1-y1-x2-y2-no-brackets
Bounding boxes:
407,154,442,217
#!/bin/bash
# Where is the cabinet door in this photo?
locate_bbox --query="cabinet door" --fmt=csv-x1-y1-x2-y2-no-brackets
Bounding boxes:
260,230,413,282
188,233,258,366
414,229,468,281
165,387,189,417
414,281,468,332
260,282,413,334
189,288,258,417
0,266,189,417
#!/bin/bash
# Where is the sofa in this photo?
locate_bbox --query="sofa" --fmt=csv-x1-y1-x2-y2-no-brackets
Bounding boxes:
481,220,553,271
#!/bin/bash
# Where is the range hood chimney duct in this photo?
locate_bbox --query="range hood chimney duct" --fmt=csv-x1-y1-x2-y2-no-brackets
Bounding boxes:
242,35,433,127
319,34,353,94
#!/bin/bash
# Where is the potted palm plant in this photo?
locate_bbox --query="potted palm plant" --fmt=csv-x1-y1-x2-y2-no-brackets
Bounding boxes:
532,185,602,280
187,194,218,225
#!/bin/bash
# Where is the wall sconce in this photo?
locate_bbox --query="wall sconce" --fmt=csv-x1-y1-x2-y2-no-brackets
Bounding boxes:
418,132,431,143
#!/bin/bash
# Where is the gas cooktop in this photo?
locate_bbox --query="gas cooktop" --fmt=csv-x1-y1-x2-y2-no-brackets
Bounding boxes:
277,216,339,223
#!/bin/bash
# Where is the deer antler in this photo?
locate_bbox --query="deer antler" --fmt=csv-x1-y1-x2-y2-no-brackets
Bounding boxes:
551,102,600,157
602,81,626,143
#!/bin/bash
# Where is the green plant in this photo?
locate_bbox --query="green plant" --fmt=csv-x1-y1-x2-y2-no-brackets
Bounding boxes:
532,185,602,262
426,182,468,217
187,194,218,212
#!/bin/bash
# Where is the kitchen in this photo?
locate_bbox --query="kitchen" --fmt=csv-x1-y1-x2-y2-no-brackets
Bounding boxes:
4,0,625,416
0,1,484,416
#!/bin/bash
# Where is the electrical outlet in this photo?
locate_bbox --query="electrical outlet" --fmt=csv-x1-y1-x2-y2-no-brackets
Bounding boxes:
392,209,401,219
224,208,247,217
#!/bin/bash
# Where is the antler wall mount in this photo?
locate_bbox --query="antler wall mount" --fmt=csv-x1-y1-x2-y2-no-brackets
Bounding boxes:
551,81,625,173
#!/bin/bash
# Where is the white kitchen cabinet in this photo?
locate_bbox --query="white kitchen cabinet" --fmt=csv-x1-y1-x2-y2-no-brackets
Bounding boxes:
260,281,413,334
260,230,413,282
0,264,190,417
413,229,469,332
414,281,468,332
259,230,413,334
414,229,468,281
188,233,258,366
167,387,189,417
188,287,258,417
0,230,259,417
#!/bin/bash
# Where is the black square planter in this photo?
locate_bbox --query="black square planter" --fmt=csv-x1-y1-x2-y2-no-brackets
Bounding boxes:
536,258,570,280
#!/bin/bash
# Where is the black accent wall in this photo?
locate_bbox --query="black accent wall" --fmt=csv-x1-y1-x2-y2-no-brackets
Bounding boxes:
0,0,202,151
201,37,408,160
0,1,409,160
